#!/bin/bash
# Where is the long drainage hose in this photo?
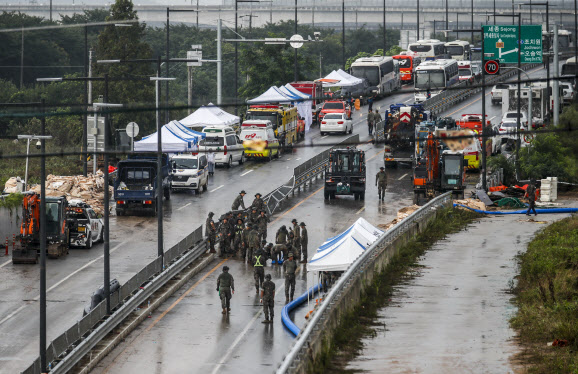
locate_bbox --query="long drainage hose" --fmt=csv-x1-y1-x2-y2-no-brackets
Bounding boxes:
454,204,578,215
281,283,322,336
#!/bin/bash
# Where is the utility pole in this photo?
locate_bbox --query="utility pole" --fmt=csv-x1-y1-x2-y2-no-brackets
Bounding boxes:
103,74,111,315
342,0,345,70
417,0,420,42
481,31,487,192
83,26,88,177
553,23,559,125
20,28,24,89
217,19,222,106
383,0,387,53
188,65,193,108
39,98,47,373
294,0,298,81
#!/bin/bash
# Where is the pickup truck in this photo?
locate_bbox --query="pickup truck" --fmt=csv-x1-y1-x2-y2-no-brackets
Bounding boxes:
66,200,103,249
114,154,171,216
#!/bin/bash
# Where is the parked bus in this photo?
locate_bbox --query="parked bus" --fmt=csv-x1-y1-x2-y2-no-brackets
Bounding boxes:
444,40,471,61
350,55,401,97
414,59,459,103
407,39,446,60
392,53,422,83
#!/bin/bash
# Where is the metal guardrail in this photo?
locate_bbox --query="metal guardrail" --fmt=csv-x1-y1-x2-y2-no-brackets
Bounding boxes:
276,192,453,374
22,226,205,374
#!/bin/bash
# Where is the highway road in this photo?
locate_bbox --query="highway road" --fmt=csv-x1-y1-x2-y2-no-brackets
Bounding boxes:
0,63,552,373
0,88,415,374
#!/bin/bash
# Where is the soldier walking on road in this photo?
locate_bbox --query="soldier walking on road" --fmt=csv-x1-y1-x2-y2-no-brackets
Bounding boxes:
218,218,232,257
260,274,275,323
216,266,235,314
233,218,245,255
205,212,214,238
273,225,289,264
247,223,261,264
256,210,269,241
299,222,308,263
374,110,383,126
253,247,266,293
231,190,247,211
376,166,388,201
283,252,298,304
208,220,217,253
367,109,375,136
525,178,538,216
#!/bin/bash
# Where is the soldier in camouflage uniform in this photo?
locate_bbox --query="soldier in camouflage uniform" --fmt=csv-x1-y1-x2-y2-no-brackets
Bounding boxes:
253,247,266,293
260,274,275,323
299,222,308,263
216,266,235,314
248,207,260,226
256,210,270,241
251,192,265,212
233,218,245,256
205,212,214,237
290,219,301,260
246,223,261,264
218,217,232,257
272,225,289,264
283,252,298,303
207,220,217,253
376,167,388,201
231,190,247,210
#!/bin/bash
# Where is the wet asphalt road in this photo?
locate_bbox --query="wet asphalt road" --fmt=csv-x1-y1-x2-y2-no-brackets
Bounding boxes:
0,89,415,374
345,206,577,374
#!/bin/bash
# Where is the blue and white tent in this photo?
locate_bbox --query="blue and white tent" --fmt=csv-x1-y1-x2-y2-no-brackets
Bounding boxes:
307,217,383,272
247,86,293,104
134,120,205,152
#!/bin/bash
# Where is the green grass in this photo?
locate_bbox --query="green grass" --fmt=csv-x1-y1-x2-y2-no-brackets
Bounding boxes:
510,215,578,373
314,207,481,373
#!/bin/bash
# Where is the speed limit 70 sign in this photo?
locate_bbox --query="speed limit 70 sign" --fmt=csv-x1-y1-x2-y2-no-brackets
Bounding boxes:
484,60,500,75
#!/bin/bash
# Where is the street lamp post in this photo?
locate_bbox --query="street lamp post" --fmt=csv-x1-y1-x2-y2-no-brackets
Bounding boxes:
417,0,420,42
383,0,387,53
342,0,345,69
17,135,53,192
295,0,298,81
39,98,47,373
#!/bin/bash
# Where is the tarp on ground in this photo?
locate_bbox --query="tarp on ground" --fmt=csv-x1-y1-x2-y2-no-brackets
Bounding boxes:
180,103,239,128
307,217,383,272
285,84,314,131
134,120,205,152
247,86,293,104
321,69,363,87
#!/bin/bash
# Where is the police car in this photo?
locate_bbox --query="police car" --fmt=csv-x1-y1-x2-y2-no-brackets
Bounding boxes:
66,199,104,249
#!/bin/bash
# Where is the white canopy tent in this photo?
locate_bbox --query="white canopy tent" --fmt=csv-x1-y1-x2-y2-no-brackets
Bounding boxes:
247,86,293,104
321,69,363,88
134,120,205,153
307,217,383,272
180,103,239,129
284,84,314,131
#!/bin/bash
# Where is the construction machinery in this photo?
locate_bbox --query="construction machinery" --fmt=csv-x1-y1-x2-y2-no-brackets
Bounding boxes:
413,130,467,205
324,148,366,200
383,104,429,168
13,193,70,264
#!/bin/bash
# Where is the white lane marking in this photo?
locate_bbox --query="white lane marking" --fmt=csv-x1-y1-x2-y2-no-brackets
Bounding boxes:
321,135,329,139
295,158,301,161
0,239,129,327
210,279,285,374
210,185,224,192
286,158,292,160
240,170,253,176
404,98,413,103
177,202,192,211
398,173,408,180
356,206,365,215
489,116,496,122
0,259,11,268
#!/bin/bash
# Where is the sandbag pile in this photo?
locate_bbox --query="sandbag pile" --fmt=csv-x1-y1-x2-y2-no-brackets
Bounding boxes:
378,204,421,230
453,198,486,211
3,177,21,194
26,171,112,215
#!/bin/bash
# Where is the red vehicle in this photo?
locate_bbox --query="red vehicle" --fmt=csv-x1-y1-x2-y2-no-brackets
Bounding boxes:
290,81,323,106
319,100,352,121
457,114,493,156
392,54,421,83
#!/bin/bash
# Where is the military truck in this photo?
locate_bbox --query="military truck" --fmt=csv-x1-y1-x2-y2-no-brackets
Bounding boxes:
324,148,366,200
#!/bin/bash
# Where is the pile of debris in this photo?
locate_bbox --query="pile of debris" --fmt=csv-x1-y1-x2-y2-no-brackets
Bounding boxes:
3,172,113,215
453,198,486,211
378,205,421,230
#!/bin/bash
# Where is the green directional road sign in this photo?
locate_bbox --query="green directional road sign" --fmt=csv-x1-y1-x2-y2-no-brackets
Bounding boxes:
482,25,542,64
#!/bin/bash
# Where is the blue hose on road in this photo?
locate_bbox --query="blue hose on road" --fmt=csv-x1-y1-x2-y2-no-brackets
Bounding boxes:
454,204,578,215
281,283,322,336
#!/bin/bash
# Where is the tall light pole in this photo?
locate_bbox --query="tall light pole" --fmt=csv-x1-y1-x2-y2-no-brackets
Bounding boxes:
342,0,345,69
446,0,449,41
17,135,53,191
417,0,420,41
39,98,47,373
295,0,298,81
383,0,387,53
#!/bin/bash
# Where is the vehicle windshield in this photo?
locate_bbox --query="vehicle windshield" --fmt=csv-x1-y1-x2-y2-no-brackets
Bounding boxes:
46,202,60,234
173,158,198,169
201,136,225,146
323,102,344,110
333,152,361,172
324,113,343,119
67,208,88,220
396,57,412,68
351,66,380,86
409,45,431,53
246,112,278,126
561,64,576,76
444,157,462,176
502,122,517,127
459,69,472,77
505,113,523,119
415,70,446,89
446,46,464,56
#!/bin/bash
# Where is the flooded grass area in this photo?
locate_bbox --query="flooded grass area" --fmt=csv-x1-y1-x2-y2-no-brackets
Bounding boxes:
316,207,481,373
510,215,578,373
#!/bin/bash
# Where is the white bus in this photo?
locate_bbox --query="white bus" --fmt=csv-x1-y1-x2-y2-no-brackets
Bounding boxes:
444,40,471,61
407,39,446,60
543,29,572,50
350,55,401,97
414,59,460,103
561,57,576,78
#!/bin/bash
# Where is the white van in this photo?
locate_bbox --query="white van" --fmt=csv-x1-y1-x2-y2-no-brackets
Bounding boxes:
198,126,245,167
239,120,280,161
170,154,209,193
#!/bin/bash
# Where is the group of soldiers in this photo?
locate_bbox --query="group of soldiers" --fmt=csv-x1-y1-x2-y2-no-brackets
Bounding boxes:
367,109,383,136
210,190,309,322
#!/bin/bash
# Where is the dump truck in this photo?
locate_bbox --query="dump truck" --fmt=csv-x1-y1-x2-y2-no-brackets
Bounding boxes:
13,193,70,264
324,148,366,200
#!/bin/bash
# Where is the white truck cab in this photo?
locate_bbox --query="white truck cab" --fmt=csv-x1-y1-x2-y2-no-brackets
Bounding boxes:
170,154,209,193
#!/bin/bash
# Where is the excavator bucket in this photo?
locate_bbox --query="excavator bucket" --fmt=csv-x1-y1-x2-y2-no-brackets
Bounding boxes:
12,241,39,264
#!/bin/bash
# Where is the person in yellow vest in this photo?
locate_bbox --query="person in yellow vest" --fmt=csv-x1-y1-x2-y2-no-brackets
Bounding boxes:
354,97,361,111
